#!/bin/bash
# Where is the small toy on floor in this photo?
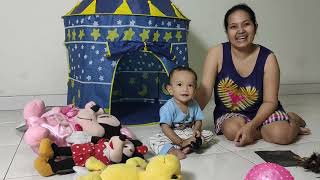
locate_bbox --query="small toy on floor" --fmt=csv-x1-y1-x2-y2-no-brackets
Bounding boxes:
190,136,203,151
296,152,320,173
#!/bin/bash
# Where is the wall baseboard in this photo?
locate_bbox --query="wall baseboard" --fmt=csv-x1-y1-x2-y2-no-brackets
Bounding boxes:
1,83,319,110
279,83,320,95
0,94,67,111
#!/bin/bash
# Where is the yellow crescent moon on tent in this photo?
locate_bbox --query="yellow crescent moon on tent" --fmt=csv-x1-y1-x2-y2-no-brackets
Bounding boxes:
162,83,170,95
138,84,148,97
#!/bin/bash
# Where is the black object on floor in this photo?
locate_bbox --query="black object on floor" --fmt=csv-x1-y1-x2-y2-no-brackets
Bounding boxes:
298,153,320,173
255,150,300,167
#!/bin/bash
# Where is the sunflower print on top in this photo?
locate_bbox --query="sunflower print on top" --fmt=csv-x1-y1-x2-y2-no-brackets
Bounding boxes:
217,77,258,111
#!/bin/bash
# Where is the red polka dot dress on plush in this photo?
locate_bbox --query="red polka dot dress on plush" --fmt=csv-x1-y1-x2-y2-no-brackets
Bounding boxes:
71,138,111,166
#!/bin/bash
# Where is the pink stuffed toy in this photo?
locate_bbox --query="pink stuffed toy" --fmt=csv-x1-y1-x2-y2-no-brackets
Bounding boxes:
23,99,79,153
24,99,136,154
245,162,294,180
69,101,136,144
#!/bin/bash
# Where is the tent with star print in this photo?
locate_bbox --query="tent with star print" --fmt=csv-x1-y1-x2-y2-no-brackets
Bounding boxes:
63,0,190,125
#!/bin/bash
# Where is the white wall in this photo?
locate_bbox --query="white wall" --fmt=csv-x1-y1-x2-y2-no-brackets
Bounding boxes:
172,0,320,84
0,0,76,96
0,0,319,100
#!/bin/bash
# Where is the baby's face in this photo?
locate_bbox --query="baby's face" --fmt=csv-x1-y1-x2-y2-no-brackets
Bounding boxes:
167,70,196,104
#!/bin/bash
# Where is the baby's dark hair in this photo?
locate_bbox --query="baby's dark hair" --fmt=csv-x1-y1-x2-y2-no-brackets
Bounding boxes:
168,66,197,84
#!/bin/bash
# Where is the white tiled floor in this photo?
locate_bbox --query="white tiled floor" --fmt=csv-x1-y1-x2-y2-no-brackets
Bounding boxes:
1,94,320,180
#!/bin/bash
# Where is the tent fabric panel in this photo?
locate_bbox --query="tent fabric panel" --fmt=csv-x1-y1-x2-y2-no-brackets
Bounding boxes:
81,0,97,15
114,0,133,15
96,0,121,14
67,79,111,110
169,44,189,66
111,102,160,125
72,0,95,15
116,51,164,72
158,72,171,103
111,51,165,102
127,0,150,15
117,72,159,99
66,43,116,85
65,0,188,20
110,71,122,102
64,15,189,44
107,41,175,60
150,0,176,17
64,15,188,44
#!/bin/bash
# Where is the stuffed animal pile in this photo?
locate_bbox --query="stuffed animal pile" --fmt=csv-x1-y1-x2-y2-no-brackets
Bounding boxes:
23,99,149,177
23,100,136,154
34,135,148,177
75,154,182,180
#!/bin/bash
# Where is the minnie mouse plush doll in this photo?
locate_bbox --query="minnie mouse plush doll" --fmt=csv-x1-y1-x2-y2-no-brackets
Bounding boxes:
34,134,148,177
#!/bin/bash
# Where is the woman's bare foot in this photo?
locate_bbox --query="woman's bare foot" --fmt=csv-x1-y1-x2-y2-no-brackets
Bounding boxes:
299,127,311,135
168,148,186,160
287,112,311,135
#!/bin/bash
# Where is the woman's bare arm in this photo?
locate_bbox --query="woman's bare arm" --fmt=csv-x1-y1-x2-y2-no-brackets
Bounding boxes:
196,45,221,109
250,53,280,128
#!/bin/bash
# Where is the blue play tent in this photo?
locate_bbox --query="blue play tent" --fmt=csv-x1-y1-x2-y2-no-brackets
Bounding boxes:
63,0,190,125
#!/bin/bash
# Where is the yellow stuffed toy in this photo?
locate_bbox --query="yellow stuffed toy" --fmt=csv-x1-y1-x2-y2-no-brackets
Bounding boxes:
78,154,182,180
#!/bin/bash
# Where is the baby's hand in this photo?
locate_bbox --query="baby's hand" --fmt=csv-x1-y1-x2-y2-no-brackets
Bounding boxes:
193,130,201,138
181,137,196,148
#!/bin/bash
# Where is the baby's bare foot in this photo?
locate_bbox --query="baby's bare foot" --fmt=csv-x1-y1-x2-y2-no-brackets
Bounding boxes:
168,148,186,160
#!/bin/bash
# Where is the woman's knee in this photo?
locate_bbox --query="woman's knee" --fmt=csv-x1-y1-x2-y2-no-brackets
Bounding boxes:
261,122,298,145
222,117,245,141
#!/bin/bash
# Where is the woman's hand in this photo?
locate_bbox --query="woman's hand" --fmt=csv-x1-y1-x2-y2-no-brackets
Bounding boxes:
234,122,258,147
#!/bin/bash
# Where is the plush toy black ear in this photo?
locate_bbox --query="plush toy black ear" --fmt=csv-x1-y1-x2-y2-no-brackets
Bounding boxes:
91,105,100,112
130,139,143,147
99,123,121,139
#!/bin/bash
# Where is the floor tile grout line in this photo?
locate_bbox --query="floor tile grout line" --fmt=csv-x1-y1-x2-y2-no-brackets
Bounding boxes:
229,150,258,165
4,134,24,180
223,140,320,166
183,142,244,158
0,110,22,112
214,143,259,165
213,140,292,165
0,122,21,125
4,175,38,180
